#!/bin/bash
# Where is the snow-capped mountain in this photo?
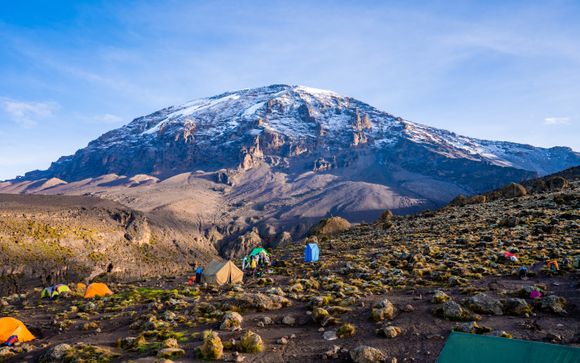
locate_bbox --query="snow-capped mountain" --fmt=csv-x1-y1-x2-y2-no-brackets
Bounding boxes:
19,84,579,185
4,84,579,253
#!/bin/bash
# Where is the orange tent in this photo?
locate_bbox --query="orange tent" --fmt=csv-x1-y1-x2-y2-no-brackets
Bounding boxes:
0,317,35,343
84,282,113,298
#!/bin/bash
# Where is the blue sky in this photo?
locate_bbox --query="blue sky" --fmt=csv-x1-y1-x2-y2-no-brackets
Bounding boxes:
1,0,579,180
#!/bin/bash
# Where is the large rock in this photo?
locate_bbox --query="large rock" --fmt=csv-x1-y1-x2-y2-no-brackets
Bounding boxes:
239,331,264,353
40,344,74,363
220,311,243,331
235,293,291,311
540,295,567,314
463,293,503,315
436,301,479,321
350,345,386,363
309,217,351,236
503,298,533,316
377,325,402,338
157,348,185,359
491,183,527,199
432,290,451,304
371,298,396,321
197,330,223,360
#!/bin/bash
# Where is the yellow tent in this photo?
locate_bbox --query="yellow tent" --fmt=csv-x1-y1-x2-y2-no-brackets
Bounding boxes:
84,282,113,298
0,317,35,343
202,260,244,285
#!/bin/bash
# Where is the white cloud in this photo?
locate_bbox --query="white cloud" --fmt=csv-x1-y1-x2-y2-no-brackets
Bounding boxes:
93,113,124,124
544,116,571,125
0,98,60,127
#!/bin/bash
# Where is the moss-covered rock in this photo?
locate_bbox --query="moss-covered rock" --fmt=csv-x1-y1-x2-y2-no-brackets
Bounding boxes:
238,331,264,353
337,323,356,338
196,330,223,360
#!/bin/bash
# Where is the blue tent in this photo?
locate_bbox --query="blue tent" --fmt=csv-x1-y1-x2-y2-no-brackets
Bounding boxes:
304,243,319,262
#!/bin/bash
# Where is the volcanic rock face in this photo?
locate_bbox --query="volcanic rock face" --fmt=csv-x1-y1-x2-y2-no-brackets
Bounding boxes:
2,85,579,256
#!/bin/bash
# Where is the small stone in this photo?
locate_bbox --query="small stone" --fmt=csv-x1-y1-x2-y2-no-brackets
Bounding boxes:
323,330,338,341
277,337,289,345
379,325,402,338
282,315,296,326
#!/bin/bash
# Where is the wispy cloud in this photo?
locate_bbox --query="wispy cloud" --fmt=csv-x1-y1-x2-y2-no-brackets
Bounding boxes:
0,98,60,127
544,116,571,125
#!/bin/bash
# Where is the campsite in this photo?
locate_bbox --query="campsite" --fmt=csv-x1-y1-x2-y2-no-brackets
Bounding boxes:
1,171,579,362
1,172,580,362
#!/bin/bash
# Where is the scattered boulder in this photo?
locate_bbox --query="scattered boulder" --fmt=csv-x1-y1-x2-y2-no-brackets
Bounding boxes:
235,293,290,311
435,301,480,321
40,344,74,362
220,311,243,331
350,345,386,363
503,298,533,316
454,321,492,334
157,347,185,359
377,325,402,338
337,323,356,338
492,183,527,199
540,295,567,314
309,217,351,236
546,176,569,191
282,315,296,326
312,307,330,323
239,331,264,353
371,298,396,321
432,290,451,304
0,347,15,360
463,293,503,315
197,330,223,360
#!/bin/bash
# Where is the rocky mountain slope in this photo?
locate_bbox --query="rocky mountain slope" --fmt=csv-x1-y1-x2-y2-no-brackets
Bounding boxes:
0,193,217,296
1,85,578,255
1,168,578,362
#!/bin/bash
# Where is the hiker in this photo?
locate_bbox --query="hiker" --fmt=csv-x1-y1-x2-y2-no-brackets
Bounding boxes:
250,255,257,277
518,266,528,280
195,266,203,284
547,259,559,272
242,255,248,271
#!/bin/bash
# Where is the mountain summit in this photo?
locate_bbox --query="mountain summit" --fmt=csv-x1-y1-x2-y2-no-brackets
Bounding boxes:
3,85,579,252
20,84,578,183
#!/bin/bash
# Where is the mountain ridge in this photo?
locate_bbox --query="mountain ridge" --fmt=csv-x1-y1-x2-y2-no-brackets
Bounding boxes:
14,84,579,183
1,84,578,257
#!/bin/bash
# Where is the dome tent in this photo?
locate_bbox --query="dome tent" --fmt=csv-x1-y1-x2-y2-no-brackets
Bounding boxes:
0,317,35,344
84,283,113,298
249,247,270,257
40,284,71,299
202,260,244,285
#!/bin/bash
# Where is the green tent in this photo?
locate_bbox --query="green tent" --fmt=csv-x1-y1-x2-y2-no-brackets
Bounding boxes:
437,332,580,363
40,284,71,299
249,247,269,257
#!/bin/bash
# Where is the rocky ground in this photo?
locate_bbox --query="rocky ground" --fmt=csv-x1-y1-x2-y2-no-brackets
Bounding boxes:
0,171,579,362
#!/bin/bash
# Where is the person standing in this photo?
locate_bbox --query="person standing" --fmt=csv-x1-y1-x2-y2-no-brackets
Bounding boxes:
250,256,257,277
195,266,203,283
242,256,248,271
